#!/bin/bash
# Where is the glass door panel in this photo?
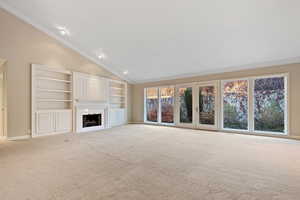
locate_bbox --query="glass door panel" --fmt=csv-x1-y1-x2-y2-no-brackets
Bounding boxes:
178,87,193,127
196,82,218,130
222,80,249,130
160,88,175,124
145,88,159,122
199,86,215,125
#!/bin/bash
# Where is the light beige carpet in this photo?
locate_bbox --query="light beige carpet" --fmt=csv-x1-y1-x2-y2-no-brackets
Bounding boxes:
0,124,300,200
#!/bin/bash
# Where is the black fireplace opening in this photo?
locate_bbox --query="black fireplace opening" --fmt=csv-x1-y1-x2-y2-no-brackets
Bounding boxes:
83,114,102,128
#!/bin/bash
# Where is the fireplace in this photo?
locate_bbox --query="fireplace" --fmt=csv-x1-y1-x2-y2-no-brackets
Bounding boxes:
83,114,102,128
76,104,107,133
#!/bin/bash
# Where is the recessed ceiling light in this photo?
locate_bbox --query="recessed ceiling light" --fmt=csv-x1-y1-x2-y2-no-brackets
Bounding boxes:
98,53,106,60
123,70,129,75
96,49,107,60
56,26,70,36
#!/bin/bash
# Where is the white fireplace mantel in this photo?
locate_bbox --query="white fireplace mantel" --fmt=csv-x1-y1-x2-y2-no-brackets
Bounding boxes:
76,102,109,133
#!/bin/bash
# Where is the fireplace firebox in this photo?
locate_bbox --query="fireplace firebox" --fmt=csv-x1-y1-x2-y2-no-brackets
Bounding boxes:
83,114,102,128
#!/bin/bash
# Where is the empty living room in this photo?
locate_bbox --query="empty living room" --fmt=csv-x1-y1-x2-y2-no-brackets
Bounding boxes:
1,0,300,199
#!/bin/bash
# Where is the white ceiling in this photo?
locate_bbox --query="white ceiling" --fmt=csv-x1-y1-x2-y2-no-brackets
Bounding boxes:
1,0,300,83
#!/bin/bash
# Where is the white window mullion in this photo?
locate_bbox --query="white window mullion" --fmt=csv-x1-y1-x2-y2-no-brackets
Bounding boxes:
285,75,289,135
158,88,162,124
248,78,254,133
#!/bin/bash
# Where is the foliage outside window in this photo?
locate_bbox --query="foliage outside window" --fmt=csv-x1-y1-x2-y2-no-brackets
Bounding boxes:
160,88,175,123
146,88,159,122
179,87,193,123
199,86,215,125
254,77,285,133
223,80,248,130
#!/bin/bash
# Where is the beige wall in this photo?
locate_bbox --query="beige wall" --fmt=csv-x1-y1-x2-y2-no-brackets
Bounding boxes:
132,64,300,137
0,8,132,138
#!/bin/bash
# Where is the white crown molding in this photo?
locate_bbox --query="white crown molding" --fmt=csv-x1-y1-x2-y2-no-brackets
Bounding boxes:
0,1,134,84
134,56,300,84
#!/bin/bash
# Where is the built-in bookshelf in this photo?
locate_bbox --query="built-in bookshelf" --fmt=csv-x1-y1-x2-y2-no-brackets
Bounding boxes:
109,80,127,109
33,65,73,110
31,64,73,137
108,80,127,127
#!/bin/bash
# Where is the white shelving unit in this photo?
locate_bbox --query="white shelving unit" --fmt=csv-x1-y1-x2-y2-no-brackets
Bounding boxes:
108,80,127,127
31,64,73,137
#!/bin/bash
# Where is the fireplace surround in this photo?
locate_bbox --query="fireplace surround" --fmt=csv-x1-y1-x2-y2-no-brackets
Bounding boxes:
76,103,108,133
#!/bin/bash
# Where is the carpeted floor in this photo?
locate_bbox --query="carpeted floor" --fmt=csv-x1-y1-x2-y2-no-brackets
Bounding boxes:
0,124,300,200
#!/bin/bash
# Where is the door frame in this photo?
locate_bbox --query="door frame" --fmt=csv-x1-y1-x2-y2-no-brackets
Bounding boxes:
144,86,176,125
194,81,220,131
175,83,196,128
0,59,7,139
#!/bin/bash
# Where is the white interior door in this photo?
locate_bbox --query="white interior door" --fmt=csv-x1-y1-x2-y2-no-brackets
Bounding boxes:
194,81,219,130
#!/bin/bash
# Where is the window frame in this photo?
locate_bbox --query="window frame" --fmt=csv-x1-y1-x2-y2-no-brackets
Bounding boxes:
251,73,289,135
143,73,289,136
144,87,160,124
196,80,220,130
221,78,251,132
144,86,176,126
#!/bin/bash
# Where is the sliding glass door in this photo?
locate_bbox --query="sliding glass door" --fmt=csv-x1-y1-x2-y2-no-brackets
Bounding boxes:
145,87,175,124
177,85,194,128
195,82,219,130
145,74,288,135
145,88,159,122
160,88,175,124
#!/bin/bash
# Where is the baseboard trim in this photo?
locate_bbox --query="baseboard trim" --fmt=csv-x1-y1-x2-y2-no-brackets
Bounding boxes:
128,122,144,124
0,136,7,140
7,135,31,141
32,131,72,138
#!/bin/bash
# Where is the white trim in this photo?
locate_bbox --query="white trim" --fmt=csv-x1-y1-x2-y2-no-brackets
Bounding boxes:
7,135,31,141
0,1,134,84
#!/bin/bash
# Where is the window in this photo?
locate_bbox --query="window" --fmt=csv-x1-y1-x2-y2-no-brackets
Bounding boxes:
145,88,159,122
145,74,288,135
254,76,286,134
199,86,215,125
160,88,175,123
223,80,248,130
145,87,175,124
179,87,193,123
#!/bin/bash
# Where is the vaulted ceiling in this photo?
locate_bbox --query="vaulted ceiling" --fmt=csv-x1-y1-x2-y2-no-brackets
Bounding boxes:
1,0,300,83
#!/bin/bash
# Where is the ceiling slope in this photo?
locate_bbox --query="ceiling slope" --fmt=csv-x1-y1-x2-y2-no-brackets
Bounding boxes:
1,0,300,83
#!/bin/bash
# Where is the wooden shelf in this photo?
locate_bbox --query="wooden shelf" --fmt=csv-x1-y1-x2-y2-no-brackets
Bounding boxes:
111,87,123,90
37,88,72,93
37,99,72,102
110,94,125,97
37,77,71,83
36,67,72,75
